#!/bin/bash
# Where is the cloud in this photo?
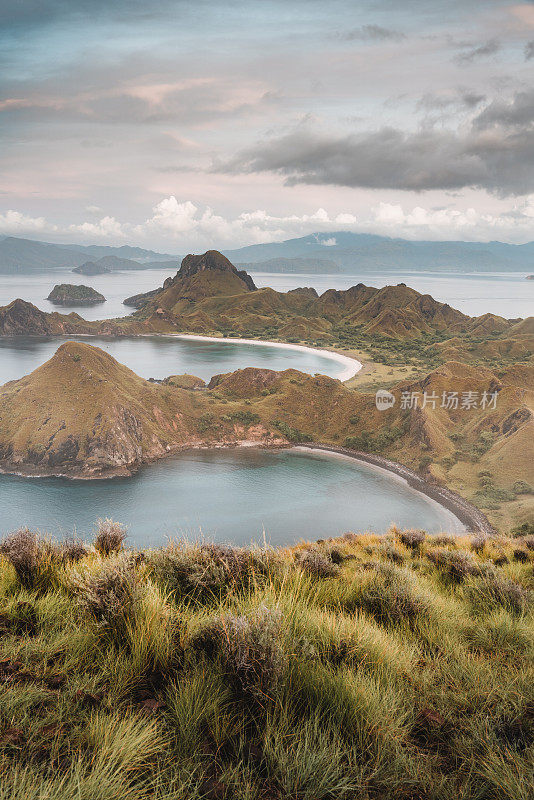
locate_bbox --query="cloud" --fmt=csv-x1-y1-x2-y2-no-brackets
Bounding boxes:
340,25,406,42
525,40,534,60
454,39,501,64
218,99,534,195
474,89,534,130
5,195,534,248
0,210,52,234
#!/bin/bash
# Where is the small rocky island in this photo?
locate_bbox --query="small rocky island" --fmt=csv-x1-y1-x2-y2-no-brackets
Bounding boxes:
72,261,111,276
47,283,106,306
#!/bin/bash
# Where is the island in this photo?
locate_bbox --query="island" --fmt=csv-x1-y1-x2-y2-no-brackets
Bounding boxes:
47,283,106,306
72,261,111,276
0,249,532,534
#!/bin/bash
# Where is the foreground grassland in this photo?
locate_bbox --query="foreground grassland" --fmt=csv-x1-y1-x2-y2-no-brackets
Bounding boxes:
0,525,532,800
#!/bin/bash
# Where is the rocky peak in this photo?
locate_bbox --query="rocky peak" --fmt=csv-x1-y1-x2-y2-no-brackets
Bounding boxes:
177,250,256,291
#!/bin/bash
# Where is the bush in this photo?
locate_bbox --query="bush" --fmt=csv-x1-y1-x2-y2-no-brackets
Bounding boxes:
61,537,88,563
512,481,533,495
296,549,340,578
356,566,430,624
379,543,405,564
397,529,425,549
228,410,260,426
0,528,39,589
427,548,480,582
513,548,529,563
192,605,286,698
471,535,487,554
466,574,532,615
94,519,126,556
150,542,279,598
273,419,312,443
71,555,139,631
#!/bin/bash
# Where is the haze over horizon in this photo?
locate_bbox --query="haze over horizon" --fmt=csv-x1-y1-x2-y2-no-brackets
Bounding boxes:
3,1,534,250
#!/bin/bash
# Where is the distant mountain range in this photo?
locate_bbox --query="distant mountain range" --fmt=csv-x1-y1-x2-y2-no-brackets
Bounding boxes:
2,232,534,274
224,232,534,272
0,237,180,274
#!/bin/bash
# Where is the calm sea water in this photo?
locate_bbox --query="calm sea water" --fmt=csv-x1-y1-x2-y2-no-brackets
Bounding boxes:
0,267,518,545
0,448,464,545
0,267,532,319
0,335,346,385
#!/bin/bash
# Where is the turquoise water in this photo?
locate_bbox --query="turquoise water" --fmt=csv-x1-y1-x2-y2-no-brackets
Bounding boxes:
0,448,463,546
0,335,346,385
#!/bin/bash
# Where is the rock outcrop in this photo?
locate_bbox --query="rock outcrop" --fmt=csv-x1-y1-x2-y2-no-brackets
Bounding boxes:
47,284,106,306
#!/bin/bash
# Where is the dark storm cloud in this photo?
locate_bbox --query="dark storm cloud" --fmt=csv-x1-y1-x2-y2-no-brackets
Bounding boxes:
218,122,534,195
453,39,501,65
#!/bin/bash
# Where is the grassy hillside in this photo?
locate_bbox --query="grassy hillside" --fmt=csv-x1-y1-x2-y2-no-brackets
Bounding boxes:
0,525,532,799
0,343,531,530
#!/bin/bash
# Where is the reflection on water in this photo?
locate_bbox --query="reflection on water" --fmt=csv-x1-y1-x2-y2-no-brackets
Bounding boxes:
0,335,346,385
0,448,464,546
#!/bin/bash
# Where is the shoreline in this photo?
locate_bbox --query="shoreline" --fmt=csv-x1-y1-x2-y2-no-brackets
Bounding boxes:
169,333,363,381
0,440,494,536
295,443,496,536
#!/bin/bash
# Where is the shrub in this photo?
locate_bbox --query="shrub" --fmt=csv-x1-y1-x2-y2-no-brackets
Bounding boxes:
61,537,88,563
296,549,340,578
94,519,126,556
192,605,286,698
523,536,534,551
272,419,312,443
511,522,534,538
513,548,529,563
471,535,487,554
397,529,426,549
150,542,279,598
512,481,533,495
0,528,39,588
432,534,456,547
427,548,480,582
357,567,430,624
71,555,138,631
228,410,260,426
379,543,405,564
466,574,532,615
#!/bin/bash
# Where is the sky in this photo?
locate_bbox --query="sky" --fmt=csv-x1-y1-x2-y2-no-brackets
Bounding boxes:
2,0,534,251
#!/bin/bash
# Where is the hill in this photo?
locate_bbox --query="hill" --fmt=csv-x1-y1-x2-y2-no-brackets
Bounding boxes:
0,525,532,799
3,231,534,273
0,237,179,274
224,231,534,272
0,342,530,531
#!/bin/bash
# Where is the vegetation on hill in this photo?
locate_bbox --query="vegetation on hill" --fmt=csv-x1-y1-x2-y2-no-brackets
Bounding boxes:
0,524,532,799
0,343,531,532
47,284,105,306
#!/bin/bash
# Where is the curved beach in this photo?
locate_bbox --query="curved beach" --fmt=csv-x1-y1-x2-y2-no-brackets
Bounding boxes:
295,444,496,536
173,333,363,381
